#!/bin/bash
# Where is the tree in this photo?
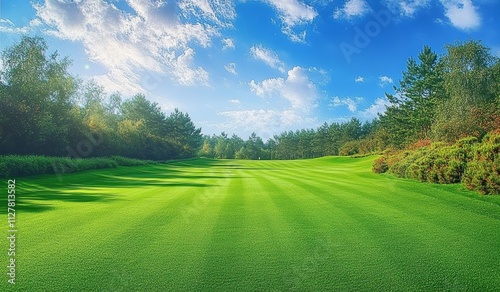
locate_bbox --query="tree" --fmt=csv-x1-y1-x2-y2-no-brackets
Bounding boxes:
0,36,78,155
246,132,264,160
165,109,203,158
433,41,498,141
122,94,167,137
199,137,215,158
214,132,229,159
380,45,446,147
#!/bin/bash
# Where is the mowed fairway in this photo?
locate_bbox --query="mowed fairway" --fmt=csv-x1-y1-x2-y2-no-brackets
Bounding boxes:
2,157,500,291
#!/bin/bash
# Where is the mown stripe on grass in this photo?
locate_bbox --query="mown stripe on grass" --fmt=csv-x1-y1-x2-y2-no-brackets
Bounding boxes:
261,158,500,290
3,157,500,291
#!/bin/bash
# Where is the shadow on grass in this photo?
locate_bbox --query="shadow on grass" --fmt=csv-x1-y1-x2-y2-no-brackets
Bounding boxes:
3,159,238,214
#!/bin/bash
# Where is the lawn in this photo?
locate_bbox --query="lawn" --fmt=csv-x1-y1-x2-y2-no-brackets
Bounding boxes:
2,156,500,291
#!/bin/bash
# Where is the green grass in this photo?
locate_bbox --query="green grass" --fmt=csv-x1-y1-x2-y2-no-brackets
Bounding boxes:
2,156,500,291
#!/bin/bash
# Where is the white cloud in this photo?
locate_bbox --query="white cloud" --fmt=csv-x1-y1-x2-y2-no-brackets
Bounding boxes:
32,0,235,93
330,96,363,112
360,97,390,119
250,45,286,73
179,0,236,27
249,66,317,110
220,66,319,137
355,76,365,82
384,0,430,17
399,0,430,17
333,0,371,19
171,48,210,86
379,75,394,87
263,0,318,42
440,0,481,30
222,38,235,50
228,99,241,104
218,109,317,139
224,63,237,75
0,18,39,34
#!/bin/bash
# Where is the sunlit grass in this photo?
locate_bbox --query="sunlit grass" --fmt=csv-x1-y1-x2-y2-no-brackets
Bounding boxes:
1,157,500,291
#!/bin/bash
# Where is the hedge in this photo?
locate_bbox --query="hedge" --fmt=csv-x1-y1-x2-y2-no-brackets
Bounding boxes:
0,155,158,178
373,132,500,195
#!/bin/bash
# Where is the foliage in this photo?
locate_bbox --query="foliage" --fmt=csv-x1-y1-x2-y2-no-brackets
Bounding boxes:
0,36,78,155
379,41,500,147
199,118,380,160
462,132,500,194
375,131,500,194
0,36,202,161
0,155,158,178
380,46,446,146
432,41,498,142
372,156,388,173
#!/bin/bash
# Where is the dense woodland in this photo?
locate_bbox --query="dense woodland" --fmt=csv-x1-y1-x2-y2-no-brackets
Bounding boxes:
0,36,202,161
1,37,500,193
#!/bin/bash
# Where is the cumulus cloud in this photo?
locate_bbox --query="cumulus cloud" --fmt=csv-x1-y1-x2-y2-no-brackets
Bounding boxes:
360,97,390,119
220,66,319,137
249,66,317,110
379,75,394,87
219,109,313,136
224,63,237,75
330,96,363,112
399,0,430,16
32,0,236,93
263,0,318,42
333,0,371,19
355,76,365,82
250,45,286,73
440,0,481,30
385,0,430,17
222,38,235,50
0,18,41,34
228,99,241,104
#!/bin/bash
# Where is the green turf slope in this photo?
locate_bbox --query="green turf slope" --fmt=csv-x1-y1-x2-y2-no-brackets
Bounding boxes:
2,157,500,291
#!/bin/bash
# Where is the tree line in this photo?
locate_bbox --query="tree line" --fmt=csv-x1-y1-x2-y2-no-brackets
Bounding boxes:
1,36,498,163
198,118,383,160
379,40,500,146
0,36,202,160
201,40,499,161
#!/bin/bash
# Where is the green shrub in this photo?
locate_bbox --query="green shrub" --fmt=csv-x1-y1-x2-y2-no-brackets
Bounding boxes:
482,131,500,144
110,156,152,166
339,141,359,156
462,158,500,195
376,131,500,194
456,136,479,147
461,135,500,194
0,155,158,178
372,156,388,173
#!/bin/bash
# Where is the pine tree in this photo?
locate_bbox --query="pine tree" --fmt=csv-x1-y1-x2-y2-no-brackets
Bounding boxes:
381,46,446,146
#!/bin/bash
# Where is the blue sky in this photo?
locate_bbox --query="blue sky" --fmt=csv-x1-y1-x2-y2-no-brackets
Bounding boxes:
1,0,499,139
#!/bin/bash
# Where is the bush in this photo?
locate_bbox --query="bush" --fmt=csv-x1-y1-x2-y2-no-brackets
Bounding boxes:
0,155,158,178
462,159,500,195
110,156,155,166
339,141,359,156
372,156,388,173
374,131,500,195
408,139,432,150
461,136,500,194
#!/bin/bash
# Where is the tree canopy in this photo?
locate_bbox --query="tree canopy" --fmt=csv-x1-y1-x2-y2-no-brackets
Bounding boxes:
1,36,498,161
0,36,202,160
